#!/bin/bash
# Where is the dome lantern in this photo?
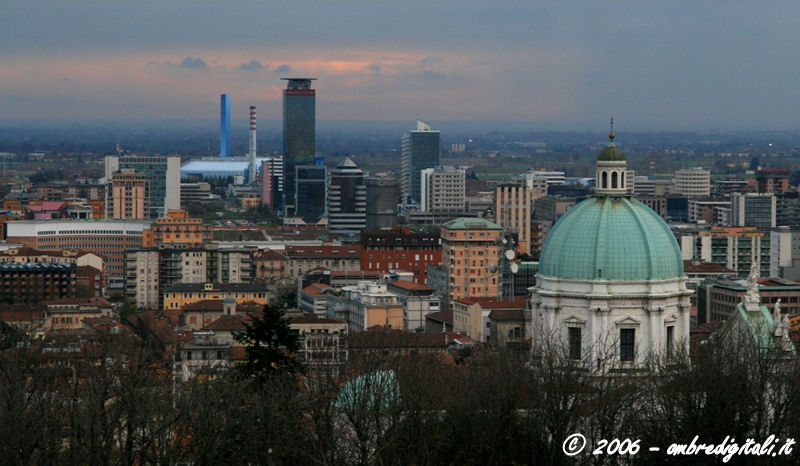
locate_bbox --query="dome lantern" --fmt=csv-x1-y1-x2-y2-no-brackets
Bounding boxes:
595,117,628,196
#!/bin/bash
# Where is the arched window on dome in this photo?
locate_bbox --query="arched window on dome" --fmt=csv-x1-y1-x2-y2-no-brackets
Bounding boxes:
611,171,618,189
621,172,625,188
601,171,608,189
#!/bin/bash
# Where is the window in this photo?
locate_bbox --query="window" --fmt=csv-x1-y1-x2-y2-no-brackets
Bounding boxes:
666,326,674,358
568,327,581,360
620,328,635,362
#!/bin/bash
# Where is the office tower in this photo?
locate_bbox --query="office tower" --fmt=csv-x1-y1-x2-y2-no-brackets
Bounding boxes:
220,94,231,158
106,169,150,219
731,192,776,232
495,181,533,255
248,105,257,184
327,158,366,234
365,176,399,231
105,155,181,218
401,120,440,204
295,164,327,224
674,167,710,197
419,166,465,213
282,78,317,214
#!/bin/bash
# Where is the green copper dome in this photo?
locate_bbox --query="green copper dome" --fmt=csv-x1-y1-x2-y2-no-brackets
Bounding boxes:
597,142,626,161
539,196,684,280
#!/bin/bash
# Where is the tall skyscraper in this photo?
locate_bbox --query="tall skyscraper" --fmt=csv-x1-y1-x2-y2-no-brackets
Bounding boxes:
105,155,180,218
327,158,366,234
295,164,327,224
220,94,231,158
401,120,440,204
282,78,317,215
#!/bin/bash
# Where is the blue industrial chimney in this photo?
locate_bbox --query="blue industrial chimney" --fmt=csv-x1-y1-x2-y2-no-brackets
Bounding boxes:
220,94,231,157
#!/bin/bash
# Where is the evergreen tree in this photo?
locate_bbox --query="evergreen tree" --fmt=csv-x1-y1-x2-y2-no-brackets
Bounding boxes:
234,296,301,381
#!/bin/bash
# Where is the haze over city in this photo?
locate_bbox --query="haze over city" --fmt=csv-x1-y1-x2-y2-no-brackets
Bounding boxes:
2,1,800,131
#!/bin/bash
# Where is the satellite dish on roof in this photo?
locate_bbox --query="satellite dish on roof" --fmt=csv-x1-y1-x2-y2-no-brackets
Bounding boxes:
489,264,498,273
502,238,507,244
510,263,519,274
504,250,515,261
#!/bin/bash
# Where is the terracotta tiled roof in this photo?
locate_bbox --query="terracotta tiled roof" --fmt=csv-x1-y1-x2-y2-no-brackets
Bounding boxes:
453,297,527,309
41,297,112,307
425,310,453,324
303,283,333,296
388,280,433,292
182,300,224,312
253,249,287,261
203,315,247,332
683,260,734,274
488,309,526,321
0,310,45,321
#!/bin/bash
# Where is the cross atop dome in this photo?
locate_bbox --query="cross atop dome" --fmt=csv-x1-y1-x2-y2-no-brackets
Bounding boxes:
609,115,615,141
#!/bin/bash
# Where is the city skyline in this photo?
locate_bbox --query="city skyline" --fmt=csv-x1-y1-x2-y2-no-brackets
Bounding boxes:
1,1,800,130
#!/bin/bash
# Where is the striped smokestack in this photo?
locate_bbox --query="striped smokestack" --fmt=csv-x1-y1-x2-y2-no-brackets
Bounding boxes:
248,105,257,184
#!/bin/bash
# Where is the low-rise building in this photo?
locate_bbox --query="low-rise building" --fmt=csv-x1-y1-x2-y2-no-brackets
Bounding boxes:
285,245,362,278
452,297,527,342
386,280,440,332
163,282,269,310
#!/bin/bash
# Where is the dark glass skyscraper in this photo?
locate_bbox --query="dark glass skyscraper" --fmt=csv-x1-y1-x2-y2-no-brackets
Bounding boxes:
295,164,327,224
401,120,440,204
282,78,317,216
328,158,366,234
220,94,231,158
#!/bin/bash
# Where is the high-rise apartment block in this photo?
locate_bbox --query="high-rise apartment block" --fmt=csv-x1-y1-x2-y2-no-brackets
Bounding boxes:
220,94,231,158
756,168,791,194
420,166,465,213
673,167,710,197
260,157,284,211
106,169,150,219
282,78,316,215
401,120,440,203
327,158,366,234
731,192,776,232
105,155,180,218
441,218,502,308
495,182,535,255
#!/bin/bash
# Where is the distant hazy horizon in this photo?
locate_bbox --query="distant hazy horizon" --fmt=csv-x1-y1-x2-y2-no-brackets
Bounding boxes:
2,2,800,131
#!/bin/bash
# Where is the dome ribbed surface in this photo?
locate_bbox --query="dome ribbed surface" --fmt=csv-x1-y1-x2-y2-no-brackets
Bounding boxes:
539,196,684,280
597,143,626,161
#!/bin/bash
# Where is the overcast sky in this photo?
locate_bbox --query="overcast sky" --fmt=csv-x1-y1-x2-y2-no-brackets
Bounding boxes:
1,1,799,130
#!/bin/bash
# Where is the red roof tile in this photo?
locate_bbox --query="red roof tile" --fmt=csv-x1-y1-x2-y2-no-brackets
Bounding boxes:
181,300,224,312
388,280,433,291
302,283,333,296
203,315,247,332
453,297,527,309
